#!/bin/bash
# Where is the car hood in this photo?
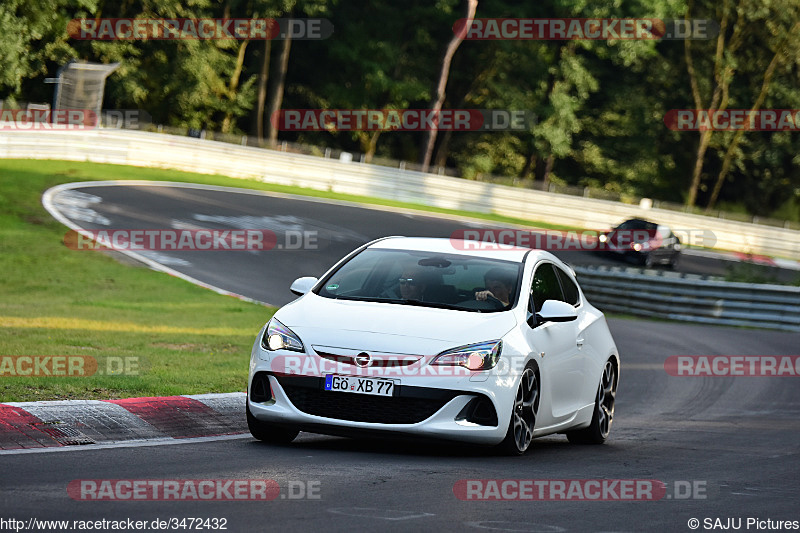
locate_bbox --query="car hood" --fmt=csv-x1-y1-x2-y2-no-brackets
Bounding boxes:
275,293,518,354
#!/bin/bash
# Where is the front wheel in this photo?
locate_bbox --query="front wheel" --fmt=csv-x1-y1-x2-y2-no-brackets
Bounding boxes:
567,360,616,445
497,364,539,455
247,403,299,444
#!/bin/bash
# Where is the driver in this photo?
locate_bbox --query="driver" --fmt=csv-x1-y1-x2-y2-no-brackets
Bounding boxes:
475,268,515,307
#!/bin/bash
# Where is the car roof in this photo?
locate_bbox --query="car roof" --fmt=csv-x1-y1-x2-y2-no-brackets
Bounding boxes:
368,236,554,263
618,218,662,228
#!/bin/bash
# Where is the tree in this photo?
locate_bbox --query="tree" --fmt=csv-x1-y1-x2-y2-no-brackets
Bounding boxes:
265,23,292,146
706,10,800,209
418,0,477,173
0,0,92,97
263,0,331,145
281,0,442,161
682,0,800,209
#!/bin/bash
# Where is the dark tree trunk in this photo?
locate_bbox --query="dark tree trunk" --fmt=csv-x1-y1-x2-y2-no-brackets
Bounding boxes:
266,21,293,147
418,0,478,172
254,38,272,142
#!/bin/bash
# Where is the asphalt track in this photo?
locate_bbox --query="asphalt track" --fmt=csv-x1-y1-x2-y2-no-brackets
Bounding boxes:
42,181,799,307
2,182,798,532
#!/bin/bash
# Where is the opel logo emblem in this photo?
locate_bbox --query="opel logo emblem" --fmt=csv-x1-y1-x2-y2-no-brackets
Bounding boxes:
354,352,372,367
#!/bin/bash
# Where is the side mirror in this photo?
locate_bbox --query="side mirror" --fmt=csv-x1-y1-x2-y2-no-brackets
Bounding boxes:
290,277,318,296
536,300,578,324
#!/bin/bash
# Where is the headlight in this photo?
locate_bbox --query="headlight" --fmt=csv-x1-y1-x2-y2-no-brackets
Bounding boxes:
261,318,304,352
598,234,607,243
632,242,643,252
431,340,502,371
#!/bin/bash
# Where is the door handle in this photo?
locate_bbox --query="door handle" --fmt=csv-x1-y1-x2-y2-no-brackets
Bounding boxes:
576,337,585,347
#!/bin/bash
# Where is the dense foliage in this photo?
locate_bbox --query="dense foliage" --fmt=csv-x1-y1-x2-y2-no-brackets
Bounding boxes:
1,0,799,218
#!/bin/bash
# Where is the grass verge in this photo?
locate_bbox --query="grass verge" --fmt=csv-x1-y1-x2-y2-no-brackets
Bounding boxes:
0,158,580,402
0,160,279,401
3,158,776,400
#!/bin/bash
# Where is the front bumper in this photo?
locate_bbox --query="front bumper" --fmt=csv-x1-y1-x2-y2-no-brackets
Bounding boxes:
247,368,513,446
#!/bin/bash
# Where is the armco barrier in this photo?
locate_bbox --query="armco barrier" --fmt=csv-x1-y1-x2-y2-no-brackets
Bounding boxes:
574,265,800,332
1,128,799,259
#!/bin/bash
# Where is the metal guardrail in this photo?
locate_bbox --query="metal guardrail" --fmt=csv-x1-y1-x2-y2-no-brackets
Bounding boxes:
574,265,800,332
1,128,800,259
3,127,795,330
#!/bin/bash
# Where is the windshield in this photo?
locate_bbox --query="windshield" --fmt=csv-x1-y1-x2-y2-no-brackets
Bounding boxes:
616,219,656,231
316,248,522,313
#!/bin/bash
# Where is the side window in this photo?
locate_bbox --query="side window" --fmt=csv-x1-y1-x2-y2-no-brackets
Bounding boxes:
555,267,580,306
531,263,564,312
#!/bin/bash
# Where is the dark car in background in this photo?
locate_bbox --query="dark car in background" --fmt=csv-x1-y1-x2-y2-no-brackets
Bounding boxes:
599,218,681,268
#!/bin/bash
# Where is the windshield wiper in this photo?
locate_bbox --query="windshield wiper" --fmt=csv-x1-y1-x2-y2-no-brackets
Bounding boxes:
395,299,487,312
326,295,488,312
330,295,382,302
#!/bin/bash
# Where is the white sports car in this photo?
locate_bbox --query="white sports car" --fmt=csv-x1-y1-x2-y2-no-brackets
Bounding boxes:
247,236,619,454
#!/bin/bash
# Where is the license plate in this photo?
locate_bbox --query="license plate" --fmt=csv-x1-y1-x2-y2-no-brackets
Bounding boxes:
324,374,395,397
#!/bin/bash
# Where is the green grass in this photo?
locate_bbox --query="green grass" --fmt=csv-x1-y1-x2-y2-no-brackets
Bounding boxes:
0,160,280,401
724,261,800,286
2,158,785,401
0,158,584,402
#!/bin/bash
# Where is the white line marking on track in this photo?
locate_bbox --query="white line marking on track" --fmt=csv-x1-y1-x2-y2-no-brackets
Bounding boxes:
0,433,251,456
327,508,434,521
42,181,271,306
465,522,566,532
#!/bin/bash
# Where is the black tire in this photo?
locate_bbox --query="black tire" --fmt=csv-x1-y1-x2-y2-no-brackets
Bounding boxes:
668,253,680,269
643,253,655,268
246,403,299,444
497,363,539,455
567,360,616,445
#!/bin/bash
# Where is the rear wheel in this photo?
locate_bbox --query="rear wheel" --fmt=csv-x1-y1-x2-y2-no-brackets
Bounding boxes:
497,364,539,455
247,404,299,444
567,360,616,444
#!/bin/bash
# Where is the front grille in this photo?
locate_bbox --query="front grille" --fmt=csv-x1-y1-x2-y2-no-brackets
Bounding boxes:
314,350,420,368
277,377,456,424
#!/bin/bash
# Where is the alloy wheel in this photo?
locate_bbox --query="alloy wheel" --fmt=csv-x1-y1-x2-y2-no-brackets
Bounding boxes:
511,367,539,452
596,361,616,439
